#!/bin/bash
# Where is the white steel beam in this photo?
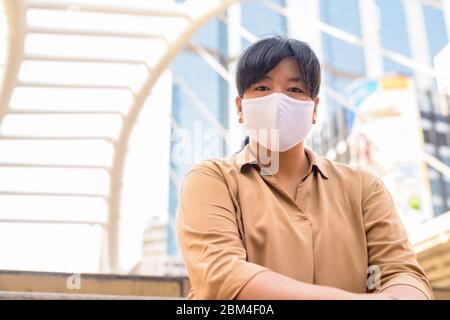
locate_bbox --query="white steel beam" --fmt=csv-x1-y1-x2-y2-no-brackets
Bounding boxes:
108,0,239,272
26,1,191,19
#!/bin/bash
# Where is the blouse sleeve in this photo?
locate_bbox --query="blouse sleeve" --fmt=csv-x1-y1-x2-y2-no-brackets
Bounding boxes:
361,169,434,299
175,162,269,299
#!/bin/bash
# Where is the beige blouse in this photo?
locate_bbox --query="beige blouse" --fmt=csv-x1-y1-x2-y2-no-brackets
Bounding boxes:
175,144,434,300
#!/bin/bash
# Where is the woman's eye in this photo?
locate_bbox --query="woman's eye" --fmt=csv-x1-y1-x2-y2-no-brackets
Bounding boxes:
288,87,304,93
255,86,269,91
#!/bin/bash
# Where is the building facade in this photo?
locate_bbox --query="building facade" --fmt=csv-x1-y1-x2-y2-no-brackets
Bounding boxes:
164,0,450,266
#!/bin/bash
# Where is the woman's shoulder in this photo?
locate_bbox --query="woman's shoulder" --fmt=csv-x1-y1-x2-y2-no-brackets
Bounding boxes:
329,160,361,174
184,155,240,181
180,156,241,200
325,159,383,193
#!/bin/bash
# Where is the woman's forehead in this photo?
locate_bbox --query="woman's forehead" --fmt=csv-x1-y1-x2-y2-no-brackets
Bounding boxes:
265,58,302,78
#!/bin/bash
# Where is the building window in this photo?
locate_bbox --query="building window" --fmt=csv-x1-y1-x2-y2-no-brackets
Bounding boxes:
423,129,433,144
430,179,441,195
443,157,450,168
446,180,450,198
434,205,445,216
436,132,448,146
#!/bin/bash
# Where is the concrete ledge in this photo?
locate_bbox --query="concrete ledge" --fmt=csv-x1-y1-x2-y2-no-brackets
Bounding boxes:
431,287,450,300
0,270,190,298
0,291,184,300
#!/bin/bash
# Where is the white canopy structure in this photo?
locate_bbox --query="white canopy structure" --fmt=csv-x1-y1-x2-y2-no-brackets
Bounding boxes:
0,0,240,273
0,0,449,277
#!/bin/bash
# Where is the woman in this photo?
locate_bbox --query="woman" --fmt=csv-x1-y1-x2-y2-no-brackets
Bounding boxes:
175,36,433,300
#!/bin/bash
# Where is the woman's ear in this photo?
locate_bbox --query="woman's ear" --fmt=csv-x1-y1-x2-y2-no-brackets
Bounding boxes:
235,95,243,123
312,96,319,124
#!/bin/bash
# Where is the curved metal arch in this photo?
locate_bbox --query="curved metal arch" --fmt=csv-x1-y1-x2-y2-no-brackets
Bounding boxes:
2,0,446,273
108,0,239,272
0,0,26,125
0,0,241,274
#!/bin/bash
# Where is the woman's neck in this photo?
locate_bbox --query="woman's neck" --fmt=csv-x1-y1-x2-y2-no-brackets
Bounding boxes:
249,140,309,180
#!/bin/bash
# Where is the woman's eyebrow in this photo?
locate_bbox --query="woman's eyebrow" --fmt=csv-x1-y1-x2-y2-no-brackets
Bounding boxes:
259,76,305,82
287,76,306,83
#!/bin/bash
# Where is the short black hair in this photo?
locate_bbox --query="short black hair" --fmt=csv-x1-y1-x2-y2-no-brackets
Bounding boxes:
235,35,321,99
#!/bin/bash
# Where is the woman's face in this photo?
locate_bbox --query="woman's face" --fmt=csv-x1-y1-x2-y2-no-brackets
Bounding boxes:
236,57,319,124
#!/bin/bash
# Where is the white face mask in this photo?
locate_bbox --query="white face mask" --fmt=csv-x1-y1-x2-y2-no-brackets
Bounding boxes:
242,92,315,152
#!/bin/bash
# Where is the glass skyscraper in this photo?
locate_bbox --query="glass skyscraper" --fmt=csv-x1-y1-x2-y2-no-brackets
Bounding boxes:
168,17,229,256
167,0,287,257
168,0,450,260
315,0,449,216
